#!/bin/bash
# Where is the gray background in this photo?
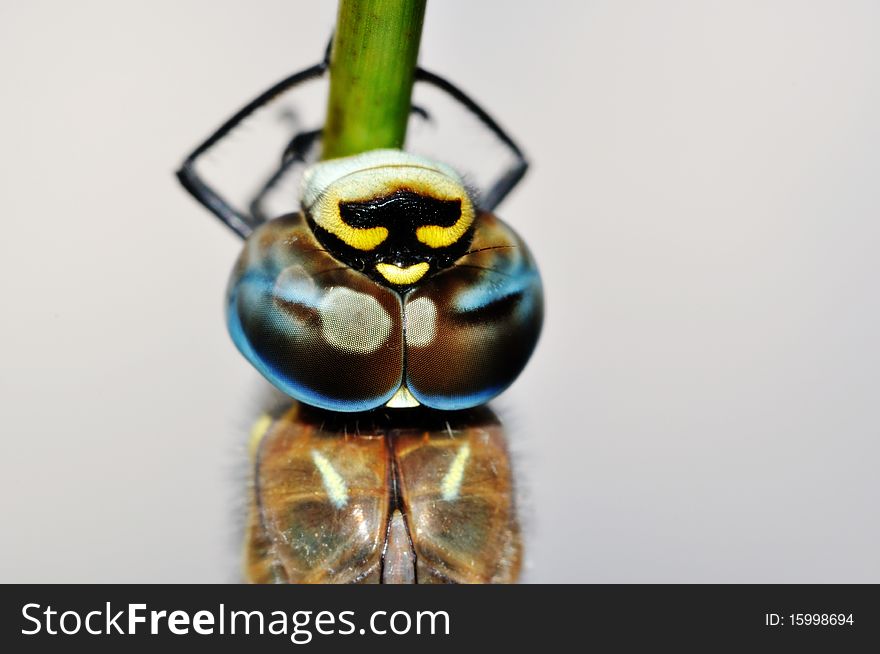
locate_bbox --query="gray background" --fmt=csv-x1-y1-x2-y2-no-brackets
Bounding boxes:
1,1,878,582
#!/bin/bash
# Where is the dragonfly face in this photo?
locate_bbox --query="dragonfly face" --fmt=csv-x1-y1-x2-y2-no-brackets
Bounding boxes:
302,150,477,287
227,149,543,412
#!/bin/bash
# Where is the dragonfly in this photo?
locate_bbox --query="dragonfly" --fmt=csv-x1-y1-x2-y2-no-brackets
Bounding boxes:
177,44,543,584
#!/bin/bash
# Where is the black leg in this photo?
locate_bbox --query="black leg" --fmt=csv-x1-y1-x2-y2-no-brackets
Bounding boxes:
415,68,528,212
178,47,526,236
248,128,323,223
246,103,432,223
176,62,328,238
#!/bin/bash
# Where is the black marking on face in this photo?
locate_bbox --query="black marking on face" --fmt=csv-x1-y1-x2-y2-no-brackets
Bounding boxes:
307,190,475,292
339,190,462,231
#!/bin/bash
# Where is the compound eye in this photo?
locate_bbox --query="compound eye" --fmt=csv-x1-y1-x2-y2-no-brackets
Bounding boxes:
227,214,404,412
404,213,543,410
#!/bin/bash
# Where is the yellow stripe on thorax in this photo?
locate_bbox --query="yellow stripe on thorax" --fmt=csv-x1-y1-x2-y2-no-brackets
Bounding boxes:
440,443,471,501
248,413,274,461
311,450,349,509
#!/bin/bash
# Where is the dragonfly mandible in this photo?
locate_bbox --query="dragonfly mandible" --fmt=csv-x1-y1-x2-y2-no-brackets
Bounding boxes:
177,44,543,584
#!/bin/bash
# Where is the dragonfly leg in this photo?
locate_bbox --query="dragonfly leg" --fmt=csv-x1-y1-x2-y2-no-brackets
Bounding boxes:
248,128,323,224
177,62,328,238
416,67,529,211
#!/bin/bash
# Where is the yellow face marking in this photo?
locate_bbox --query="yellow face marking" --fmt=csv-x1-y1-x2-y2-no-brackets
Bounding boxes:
375,261,430,285
317,215,388,251
415,206,474,249
302,150,474,252
441,443,471,501
310,450,349,509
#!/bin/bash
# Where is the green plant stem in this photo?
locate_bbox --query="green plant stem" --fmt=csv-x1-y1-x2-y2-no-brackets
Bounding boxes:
322,0,427,160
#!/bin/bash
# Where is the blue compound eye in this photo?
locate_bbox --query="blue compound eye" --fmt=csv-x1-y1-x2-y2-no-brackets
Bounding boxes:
225,151,543,412
227,213,405,412
402,212,543,410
